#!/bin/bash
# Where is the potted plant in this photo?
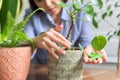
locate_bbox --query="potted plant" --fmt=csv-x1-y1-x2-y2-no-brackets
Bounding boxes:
48,0,107,80
0,0,43,80
92,0,120,69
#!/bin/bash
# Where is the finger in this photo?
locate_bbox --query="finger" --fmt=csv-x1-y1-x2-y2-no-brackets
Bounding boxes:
52,29,71,45
41,41,59,59
43,37,65,55
97,50,108,62
47,29,71,47
54,24,71,45
87,59,93,64
101,51,108,62
97,58,103,64
83,53,89,63
49,34,71,48
92,59,98,64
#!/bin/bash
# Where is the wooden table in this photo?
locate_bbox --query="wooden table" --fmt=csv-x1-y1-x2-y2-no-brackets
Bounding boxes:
27,64,120,80
83,68,120,80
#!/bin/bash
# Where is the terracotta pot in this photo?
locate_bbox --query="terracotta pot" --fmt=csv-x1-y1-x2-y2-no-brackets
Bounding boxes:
0,46,32,80
48,50,83,80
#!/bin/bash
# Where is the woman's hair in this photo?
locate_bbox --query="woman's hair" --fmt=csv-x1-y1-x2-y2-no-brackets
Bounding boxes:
29,0,68,11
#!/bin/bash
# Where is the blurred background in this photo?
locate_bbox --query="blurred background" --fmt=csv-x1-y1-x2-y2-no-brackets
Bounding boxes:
18,0,120,69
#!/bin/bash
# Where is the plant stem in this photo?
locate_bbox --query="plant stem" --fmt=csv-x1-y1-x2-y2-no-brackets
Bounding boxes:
66,16,75,40
66,0,93,40
81,1,91,10
117,34,120,69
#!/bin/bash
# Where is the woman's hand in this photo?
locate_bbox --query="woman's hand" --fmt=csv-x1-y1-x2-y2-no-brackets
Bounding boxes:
33,25,71,59
83,45,108,64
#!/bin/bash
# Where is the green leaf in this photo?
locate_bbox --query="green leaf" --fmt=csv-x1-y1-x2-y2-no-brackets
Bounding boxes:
115,2,120,7
2,11,15,41
118,22,120,26
0,0,20,30
85,5,94,15
117,30,120,36
80,0,83,4
92,17,98,28
107,5,111,11
56,1,67,8
78,43,83,50
97,0,103,9
71,40,75,47
16,8,43,32
91,0,103,9
0,8,42,47
93,18,98,28
14,31,28,45
102,12,107,19
105,0,109,3
0,34,3,44
108,11,113,16
91,36,107,50
117,13,120,18
107,35,113,41
85,5,94,20
87,52,103,60
73,3,81,11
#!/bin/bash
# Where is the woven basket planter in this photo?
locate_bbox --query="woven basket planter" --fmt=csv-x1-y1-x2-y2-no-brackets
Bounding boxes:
48,50,83,80
0,46,32,80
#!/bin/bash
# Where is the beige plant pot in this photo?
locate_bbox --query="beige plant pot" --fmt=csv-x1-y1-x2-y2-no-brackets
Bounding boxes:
48,50,83,80
0,46,32,80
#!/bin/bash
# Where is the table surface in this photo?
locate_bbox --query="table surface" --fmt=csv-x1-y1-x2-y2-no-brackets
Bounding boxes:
27,64,120,80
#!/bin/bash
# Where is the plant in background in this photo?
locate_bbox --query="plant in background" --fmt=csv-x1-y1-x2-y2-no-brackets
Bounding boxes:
56,0,107,59
0,1,43,79
0,0,43,47
92,0,120,68
92,0,120,40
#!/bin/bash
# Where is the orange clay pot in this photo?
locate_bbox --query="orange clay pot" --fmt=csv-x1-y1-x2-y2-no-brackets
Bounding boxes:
0,46,32,80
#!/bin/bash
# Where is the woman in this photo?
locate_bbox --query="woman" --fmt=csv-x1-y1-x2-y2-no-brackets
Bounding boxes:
25,0,108,64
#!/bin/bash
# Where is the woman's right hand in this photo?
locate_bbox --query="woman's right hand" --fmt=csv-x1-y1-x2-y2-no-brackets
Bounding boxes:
33,25,71,59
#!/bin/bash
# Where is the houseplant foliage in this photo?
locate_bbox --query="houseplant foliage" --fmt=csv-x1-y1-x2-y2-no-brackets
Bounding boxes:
0,0,43,47
0,0,43,80
0,0,33,47
57,0,107,57
48,0,107,80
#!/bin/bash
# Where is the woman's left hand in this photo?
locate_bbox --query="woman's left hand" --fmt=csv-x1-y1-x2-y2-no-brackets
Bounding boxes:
83,45,108,64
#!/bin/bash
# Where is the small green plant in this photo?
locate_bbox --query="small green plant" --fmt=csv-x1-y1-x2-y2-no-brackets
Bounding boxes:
56,0,107,59
87,52,103,60
0,0,43,47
